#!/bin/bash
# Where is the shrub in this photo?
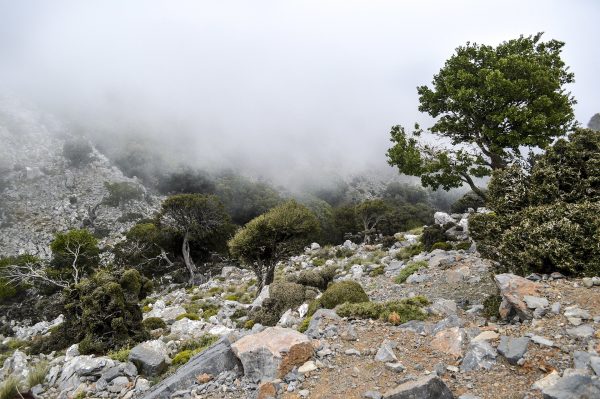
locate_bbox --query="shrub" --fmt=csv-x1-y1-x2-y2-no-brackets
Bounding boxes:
176,313,199,321
288,265,337,290
142,317,167,330
297,316,311,333
450,191,486,213
394,261,427,284
420,225,447,251
369,266,385,277
172,350,193,366
431,242,452,251
108,347,131,362
318,281,369,310
483,295,502,319
471,129,600,276
395,243,423,261
251,281,311,326
50,229,99,283
51,268,152,355
243,320,255,329
336,297,428,323
173,335,219,365
335,247,354,259
103,182,144,207
454,241,471,251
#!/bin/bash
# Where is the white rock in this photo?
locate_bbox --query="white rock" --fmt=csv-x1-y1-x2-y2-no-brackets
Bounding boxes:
434,212,456,226
298,360,318,373
298,303,309,318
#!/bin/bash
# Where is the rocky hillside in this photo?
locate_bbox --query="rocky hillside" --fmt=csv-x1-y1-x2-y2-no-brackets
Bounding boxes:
2,211,599,399
0,97,161,258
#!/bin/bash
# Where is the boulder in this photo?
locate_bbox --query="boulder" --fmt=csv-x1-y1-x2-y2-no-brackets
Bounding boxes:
541,373,600,399
430,327,465,358
170,318,209,339
251,285,270,310
57,355,111,391
305,309,340,339
495,273,540,320
461,341,497,372
434,212,456,226
497,336,529,365
429,299,458,316
383,374,453,399
0,349,28,380
231,327,314,382
129,340,169,376
375,340,398,363
144,300,186,324
567,325,595,339
142,336,241,399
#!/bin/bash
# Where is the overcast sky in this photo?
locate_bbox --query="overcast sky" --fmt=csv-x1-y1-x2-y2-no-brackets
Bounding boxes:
0,0,598,182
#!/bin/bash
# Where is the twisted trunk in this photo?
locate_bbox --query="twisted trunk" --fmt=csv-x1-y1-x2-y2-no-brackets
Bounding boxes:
181,231,195,285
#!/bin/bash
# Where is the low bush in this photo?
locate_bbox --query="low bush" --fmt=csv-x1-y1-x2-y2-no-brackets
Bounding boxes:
107,347,131,362
103,182,144,207
318,281,369,310
420,225,447,251
336,297,429,323
175,313,200,321
172,350,193,366
394,261,427,284
431,242,452,251
251,281,312,326
297,316,311,333
287,265,338,290
395,243,423,261
453,241,471,251
369,266,385,277
172,335,219,367
0,375,21,399
142,318,166,331
483,295,502,319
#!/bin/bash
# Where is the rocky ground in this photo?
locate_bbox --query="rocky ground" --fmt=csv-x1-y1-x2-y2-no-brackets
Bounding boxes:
2,211,600,399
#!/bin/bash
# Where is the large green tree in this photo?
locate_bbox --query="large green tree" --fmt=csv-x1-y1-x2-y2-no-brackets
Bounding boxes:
387,33,576,200
228,200,320,292
157,194,232,284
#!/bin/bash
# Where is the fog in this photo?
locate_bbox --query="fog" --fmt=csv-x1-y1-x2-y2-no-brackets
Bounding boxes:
0,0,598,185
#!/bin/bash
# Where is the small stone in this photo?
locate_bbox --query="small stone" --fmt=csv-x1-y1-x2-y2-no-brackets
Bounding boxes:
341,324,358,341
363,391,382,399
375,341,398,363
383,374,453,399
532,370,561,391
472,331,499,342
567,324,595,339
582,278,594,288
564,306,591,320
298,361,317,374
530,335,554,347
385,362,406,373
345,349,361,356
568,317,583,326
497,336,530,365
523,295,549,309
551,302,561,314
299,389,310,398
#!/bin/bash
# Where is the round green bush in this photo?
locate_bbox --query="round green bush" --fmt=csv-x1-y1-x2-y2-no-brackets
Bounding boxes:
319,281,369,309
142,317,167,330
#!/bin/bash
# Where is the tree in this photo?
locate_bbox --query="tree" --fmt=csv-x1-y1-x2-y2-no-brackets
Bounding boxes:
387,33,576,200
228,200,320,293
102,181,144,208
588,113,600,131
470,128,600,276
50,229,100,285
157,194,232,284
355,199,390,243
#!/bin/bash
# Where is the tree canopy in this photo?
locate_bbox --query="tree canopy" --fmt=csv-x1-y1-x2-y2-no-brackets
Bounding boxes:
387,33,576,199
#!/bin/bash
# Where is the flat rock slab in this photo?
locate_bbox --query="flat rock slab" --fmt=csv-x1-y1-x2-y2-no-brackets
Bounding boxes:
129,340,168,377
541,374,600,399
142,335,241,399
231,326,314,382
498,336,530,365
383,374,453,399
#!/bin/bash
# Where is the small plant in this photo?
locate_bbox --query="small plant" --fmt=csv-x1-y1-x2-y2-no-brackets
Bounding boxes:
176,313,200,321
318,281,369,310
243,320,255,329
431,242,452,251
336,297,429,323
0,375,21,399
394,261,428,284
369,266,385,277
172,349,193,366
312,258,326,267
454,241,471,251
335,247,354,259
387,312,401,325
142,317,167,330
224,294,240,301
108,347,131,363
297,316,311,333
26,361,48,388
395,243,423,261
208,287,223,295
408,226,424,235
483,295,502,319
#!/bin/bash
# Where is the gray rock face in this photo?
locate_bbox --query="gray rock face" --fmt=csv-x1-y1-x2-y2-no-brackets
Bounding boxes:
541,374,600,399
497,336,530,365
375,340,398,363
142,336,241,399
383,374,453,399
129,340,169,376
461,341,497,371
566,324,595,339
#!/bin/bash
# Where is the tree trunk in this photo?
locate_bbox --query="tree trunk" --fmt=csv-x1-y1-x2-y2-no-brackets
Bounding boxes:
181,231,195,285
461,173,488,202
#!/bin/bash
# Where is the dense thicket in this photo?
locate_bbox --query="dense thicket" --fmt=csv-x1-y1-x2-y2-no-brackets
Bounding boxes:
470,128,600,276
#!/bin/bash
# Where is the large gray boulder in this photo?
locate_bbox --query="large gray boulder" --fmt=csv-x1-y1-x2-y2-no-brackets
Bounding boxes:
461,341,497,372
541,373,600,399
129,340,169,376
497,336,529,365
142,335,241,399
383,374,453,399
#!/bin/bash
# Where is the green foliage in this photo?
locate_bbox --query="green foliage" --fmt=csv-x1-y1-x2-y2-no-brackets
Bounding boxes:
157,168,216,196
420,225,447,251
26,361,48,388
387,33,576,198
173,335,219,366
0,255,38,302
483,295,502,319
369,265,385,276
103,181,144,207
318,281,369,310
394,261,428,284
431,242,452,251
335,247,354,259
50,229,99,282
108,347,131,362
395,243,423,261
297,316,311,333
63,138,93,167
172,350,194,366
450,191,486,213
453,241,471,251
113,222,170,277
0,375,21,399
336,297,429,323
332,205,360,242
471,129,600,276
142,317,167,330
50,269,152,355
228,200,320,290
287,265,337,290
243,320,255,330
215,174,283,225
251,281,311,326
